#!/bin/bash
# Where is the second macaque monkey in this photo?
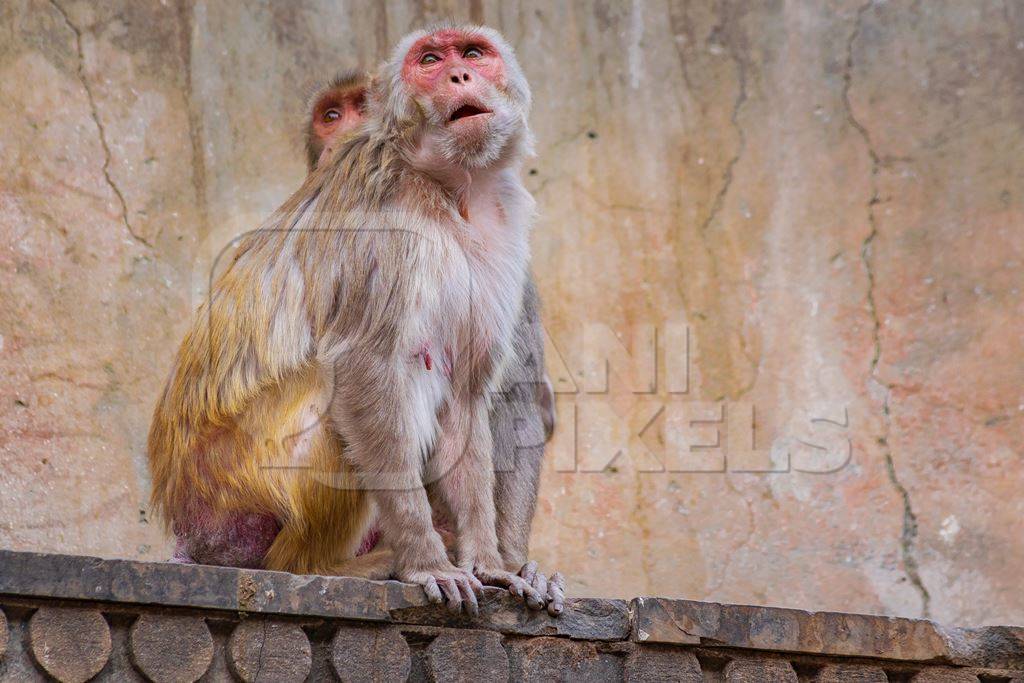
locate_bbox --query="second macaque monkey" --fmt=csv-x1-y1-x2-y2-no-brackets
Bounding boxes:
149,25,561,615
304,71,560,604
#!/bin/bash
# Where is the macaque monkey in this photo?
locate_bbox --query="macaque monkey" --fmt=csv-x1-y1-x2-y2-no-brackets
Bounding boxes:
149,25,560,615
304,71,368,170
304,71,562,610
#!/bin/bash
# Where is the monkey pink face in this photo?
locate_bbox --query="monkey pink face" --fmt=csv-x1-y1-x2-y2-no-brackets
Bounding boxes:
402,30,517,165
312,87,366,150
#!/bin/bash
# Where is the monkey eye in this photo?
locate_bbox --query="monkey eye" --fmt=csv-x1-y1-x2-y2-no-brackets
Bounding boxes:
323,109,341,123
420,53,441,65
463,46,484,59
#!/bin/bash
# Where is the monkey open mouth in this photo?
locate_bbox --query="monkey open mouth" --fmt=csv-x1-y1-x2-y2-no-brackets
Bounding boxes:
448,104,492,123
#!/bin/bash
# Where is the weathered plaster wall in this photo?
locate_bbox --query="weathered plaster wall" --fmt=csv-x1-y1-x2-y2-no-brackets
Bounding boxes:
1,0,1021,627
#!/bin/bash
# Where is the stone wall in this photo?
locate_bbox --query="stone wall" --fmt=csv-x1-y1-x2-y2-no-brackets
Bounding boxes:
1,0,1022,627
1,550,1023,682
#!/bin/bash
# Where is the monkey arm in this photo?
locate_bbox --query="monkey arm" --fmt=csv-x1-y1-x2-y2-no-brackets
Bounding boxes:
428,395,546,610
326,353,486,614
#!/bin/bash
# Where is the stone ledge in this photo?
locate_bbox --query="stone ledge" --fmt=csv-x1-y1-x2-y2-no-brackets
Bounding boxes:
631,596,1024,669
0,549,1021,682
0,550,628,641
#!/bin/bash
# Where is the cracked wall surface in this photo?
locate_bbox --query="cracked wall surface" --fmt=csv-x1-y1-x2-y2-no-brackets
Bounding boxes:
1,0,1022,627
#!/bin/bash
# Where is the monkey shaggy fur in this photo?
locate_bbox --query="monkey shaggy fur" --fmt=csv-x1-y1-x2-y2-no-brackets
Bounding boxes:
303,69,554,573
148,24,548,609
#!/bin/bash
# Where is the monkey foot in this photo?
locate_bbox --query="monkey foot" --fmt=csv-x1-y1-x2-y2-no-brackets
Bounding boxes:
472,565,548,612
518,561,567,616
404,566,484,616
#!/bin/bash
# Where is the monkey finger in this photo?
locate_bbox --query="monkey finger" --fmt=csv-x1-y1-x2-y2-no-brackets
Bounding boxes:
465,572,484,594
519,560,538,585
502,573,544,609
518,580,546,610
420,576,444,604
546,572,566,616
525,592,545,610
524,576,546,611
474,568,544,608
456,577,480,616
439,577,463,615
533,572,549,602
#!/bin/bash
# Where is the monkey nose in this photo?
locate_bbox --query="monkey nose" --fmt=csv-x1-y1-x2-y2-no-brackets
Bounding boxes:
448,69,471,85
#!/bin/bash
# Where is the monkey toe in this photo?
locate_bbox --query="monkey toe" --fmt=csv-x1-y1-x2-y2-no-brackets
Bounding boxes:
519,561,565,613
476,567,546,610
518,560,538,585
546,571,567,616
407,568,481,616
532,572,549,605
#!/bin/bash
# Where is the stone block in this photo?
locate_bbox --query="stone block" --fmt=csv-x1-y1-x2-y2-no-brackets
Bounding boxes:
426,630,509,683
28,607,111,683
724,658,797,682
331,624,411,683
129,613,213,683
227,620,311,683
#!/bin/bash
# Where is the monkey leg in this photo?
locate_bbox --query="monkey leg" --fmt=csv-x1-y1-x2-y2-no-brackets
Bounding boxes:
162,365,370,577
488,279,567,615
262,428,373,576
490,381,545,569
489,387,565,615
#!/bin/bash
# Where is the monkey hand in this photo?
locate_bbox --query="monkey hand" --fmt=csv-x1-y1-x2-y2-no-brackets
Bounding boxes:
466,559,548,613
400,564,485,616
517,561,566,616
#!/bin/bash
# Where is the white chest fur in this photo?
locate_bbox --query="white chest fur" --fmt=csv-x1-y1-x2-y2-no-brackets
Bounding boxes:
411,167,533,395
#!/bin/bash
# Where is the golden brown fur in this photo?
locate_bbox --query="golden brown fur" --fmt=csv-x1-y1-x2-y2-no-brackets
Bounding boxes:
149,24,555,611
